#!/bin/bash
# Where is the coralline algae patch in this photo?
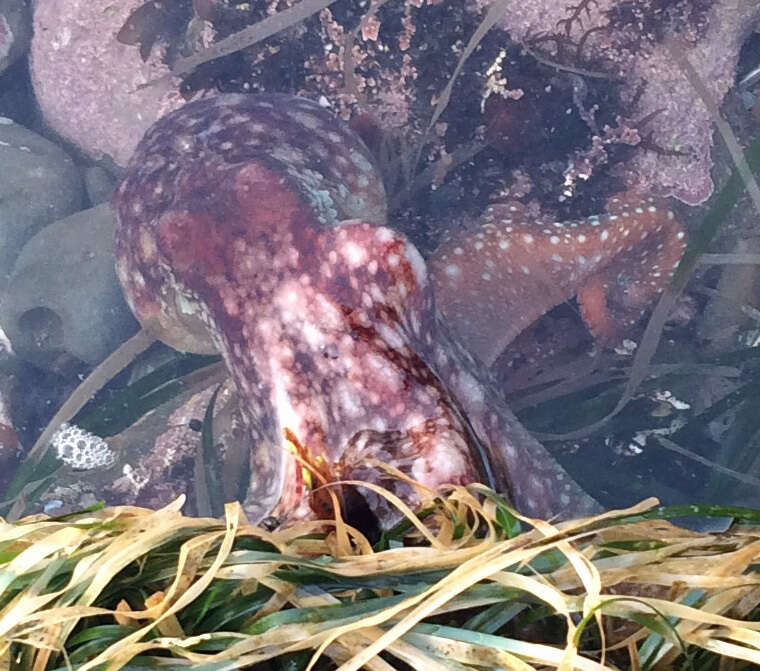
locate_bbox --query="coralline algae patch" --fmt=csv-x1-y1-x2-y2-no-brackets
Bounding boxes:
430,196,687,366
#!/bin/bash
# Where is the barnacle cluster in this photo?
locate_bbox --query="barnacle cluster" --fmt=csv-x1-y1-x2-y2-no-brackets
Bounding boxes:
50,423,116,471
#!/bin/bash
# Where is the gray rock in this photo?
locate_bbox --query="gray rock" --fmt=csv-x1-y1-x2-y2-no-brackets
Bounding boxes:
84,165,117,206
0,118,84,286
0,0,31,75
0,204,138,370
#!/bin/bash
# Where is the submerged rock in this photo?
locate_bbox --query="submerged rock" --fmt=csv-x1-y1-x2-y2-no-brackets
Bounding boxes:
0,204,138,371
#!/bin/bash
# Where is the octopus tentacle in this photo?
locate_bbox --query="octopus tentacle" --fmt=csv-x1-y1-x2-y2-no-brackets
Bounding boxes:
430,195,687,366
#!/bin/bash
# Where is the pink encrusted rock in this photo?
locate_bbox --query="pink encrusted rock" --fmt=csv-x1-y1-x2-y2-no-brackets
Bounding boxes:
108,385,216,512
30,0,191,166
473,0,760,205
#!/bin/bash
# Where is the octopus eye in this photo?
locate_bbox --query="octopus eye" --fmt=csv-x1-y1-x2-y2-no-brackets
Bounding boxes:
188,418,203,432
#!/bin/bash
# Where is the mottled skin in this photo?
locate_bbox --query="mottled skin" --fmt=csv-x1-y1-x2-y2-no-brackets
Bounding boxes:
114,93,599,524
431,198,688,366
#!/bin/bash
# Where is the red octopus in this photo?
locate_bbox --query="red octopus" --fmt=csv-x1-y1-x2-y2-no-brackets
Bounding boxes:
113,93,683,525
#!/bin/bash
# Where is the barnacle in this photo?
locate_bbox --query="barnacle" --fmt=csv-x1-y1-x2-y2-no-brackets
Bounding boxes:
50,423,116,471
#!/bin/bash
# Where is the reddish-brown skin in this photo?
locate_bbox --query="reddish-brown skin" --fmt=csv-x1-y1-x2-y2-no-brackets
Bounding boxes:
430,196,687,366
113,93,600,525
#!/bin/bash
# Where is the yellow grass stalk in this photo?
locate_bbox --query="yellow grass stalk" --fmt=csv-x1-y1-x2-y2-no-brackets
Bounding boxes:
2,483,760,671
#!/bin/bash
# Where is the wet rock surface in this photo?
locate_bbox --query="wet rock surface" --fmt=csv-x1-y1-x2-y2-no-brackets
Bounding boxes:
0,117,84,286
0,204,138,371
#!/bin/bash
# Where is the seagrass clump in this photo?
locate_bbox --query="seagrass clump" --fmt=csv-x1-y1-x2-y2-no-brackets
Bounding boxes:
1,480,760,671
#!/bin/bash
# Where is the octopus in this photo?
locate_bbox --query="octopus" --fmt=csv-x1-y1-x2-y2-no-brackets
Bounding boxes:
112,93,683,526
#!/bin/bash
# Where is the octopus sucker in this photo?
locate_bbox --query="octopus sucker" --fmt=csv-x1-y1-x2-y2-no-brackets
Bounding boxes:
430,198,687,366
114,93,599,526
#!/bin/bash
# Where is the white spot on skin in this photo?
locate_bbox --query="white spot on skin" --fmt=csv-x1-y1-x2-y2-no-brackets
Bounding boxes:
408,307,422,336
337,381,363,418
374,227,394,243
405,242,428,287
350,150,373,173
173,135,195,153
370,417,388,432
342,240,368,267
139,229,157,260
369,283,385,304
116,257,129,284
175,293,198,316
377,323,406,350
455,371,484,405
500,439,516,459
